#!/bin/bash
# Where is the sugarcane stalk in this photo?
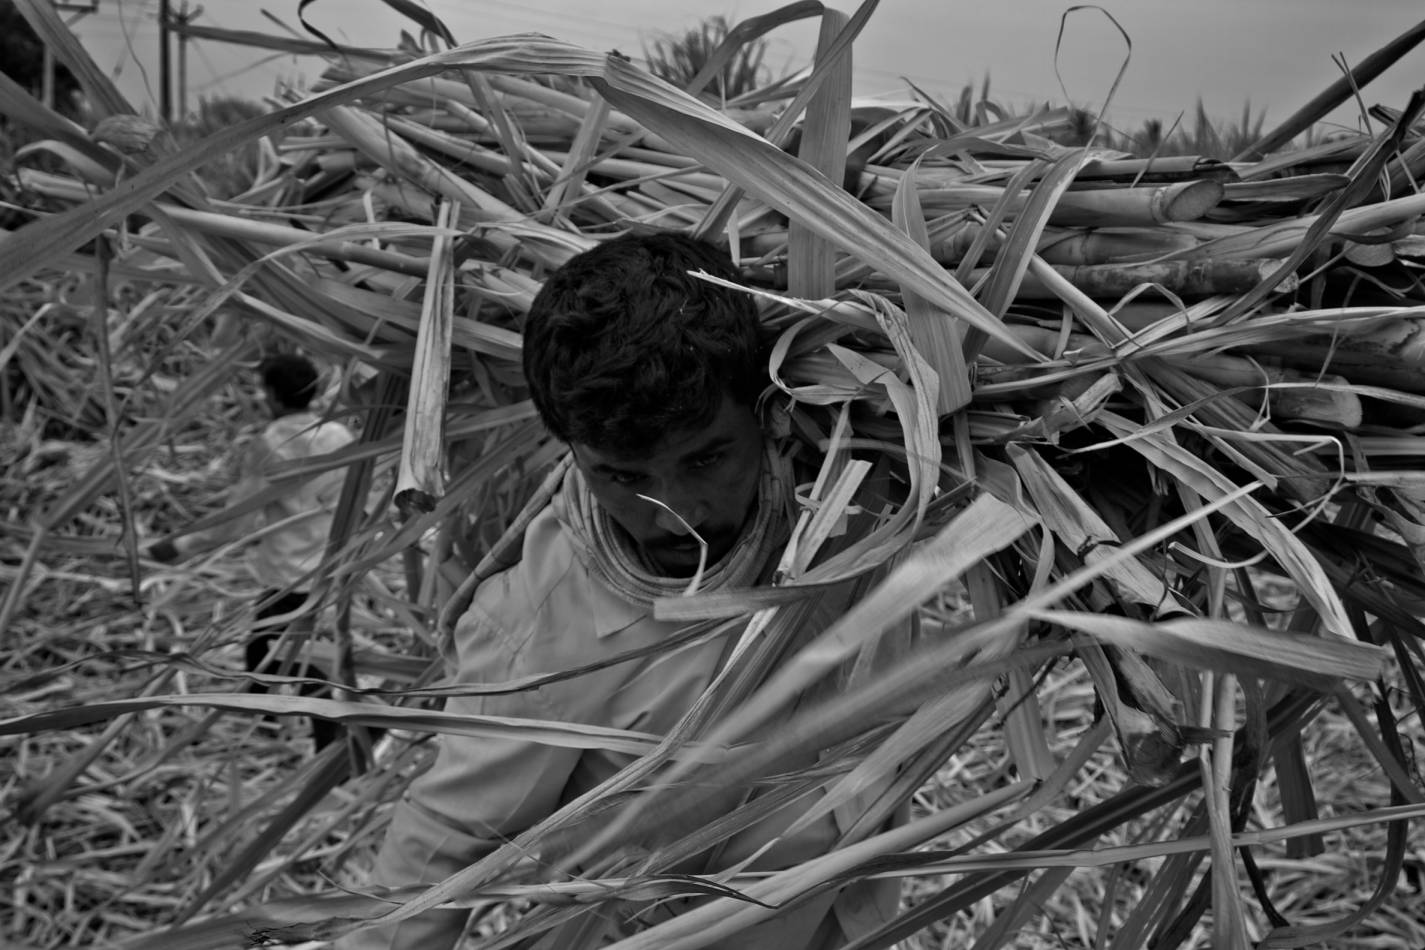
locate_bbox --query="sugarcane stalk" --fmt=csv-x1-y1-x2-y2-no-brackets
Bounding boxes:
1076,637,1187,788
637,180,720,220
852,257,1297,303
1220,174,1348,201
1202,670,1248,947
318,105,525,226
1164,358,1364,430
409,110,582,142
571,143,703,169
1076,154,1236,183
1011,443,1193,619
1107,303,1425,397
21,168,440,276
382,113,553,183
319,63,637,138
275,134,350,152
949,224,1202,266
1049,180,1226,226
1178,125,1425,267
1152,361,1336,502
747,221,1202,268
1342,230,1401,267
979,324,1363,428
395,200,459,516
18,171,437,276
967,258,1299,300
546,152,727,191
1245,317,1425,394
864,175,1225,226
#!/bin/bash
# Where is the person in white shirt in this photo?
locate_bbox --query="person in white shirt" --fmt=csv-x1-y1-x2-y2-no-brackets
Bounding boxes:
150,353,356,749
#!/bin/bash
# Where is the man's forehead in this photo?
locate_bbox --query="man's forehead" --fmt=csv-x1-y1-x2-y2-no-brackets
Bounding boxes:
578,428,731,468
575,396,759,468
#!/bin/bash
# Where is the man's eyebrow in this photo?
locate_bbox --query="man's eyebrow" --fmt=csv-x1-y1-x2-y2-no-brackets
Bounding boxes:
680,436,735,460
588,459,638,476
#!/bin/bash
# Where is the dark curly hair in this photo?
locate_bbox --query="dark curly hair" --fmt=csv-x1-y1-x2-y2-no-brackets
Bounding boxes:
259,353,320,411
522,231,765,453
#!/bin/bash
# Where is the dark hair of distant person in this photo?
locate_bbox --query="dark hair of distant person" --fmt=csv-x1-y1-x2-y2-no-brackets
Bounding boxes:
522,231,766,454
260,353,320,412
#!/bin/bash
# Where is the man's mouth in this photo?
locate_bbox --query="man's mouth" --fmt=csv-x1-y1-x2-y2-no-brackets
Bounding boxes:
646,531,732,564
653,539,705,559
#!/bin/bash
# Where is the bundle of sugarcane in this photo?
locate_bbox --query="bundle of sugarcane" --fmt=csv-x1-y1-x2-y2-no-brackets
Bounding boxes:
2,1,1424,948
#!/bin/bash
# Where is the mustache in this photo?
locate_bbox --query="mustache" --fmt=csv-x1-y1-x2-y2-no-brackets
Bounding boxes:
645,530,736,555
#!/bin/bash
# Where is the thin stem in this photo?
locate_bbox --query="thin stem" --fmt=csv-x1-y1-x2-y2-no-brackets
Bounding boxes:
635,493,709,594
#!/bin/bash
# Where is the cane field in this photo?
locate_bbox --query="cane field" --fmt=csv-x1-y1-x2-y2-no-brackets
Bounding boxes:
2,2,1424,948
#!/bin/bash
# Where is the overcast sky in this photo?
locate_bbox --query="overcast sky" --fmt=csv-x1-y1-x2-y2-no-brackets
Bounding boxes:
68,0,1425,136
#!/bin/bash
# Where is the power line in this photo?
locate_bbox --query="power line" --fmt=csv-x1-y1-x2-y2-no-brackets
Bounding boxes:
71,0,1231,122
432,0,639,45
189,51,294,95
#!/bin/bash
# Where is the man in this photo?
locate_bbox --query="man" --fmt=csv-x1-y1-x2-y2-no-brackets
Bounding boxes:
337,232,901,948
150,353,356,748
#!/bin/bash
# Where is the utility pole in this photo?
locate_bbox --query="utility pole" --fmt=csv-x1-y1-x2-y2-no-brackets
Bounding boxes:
172,1,203,120
176,0,188,119
158,0,171,123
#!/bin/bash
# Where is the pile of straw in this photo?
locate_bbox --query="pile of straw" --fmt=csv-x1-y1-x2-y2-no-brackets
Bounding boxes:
2,2,1423,948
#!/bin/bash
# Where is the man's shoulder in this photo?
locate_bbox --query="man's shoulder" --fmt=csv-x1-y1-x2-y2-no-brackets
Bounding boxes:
462,495,647,656
262,413,355,457
471,501,580,621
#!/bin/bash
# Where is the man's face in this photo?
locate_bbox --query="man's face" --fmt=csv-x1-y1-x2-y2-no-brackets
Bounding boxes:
572,395,764,577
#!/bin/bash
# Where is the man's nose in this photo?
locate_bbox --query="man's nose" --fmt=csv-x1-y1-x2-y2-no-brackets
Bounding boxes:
649,492,708,535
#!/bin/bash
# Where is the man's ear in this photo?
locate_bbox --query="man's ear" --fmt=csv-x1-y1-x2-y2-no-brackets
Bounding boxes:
760,398,792,439
261,384,285,414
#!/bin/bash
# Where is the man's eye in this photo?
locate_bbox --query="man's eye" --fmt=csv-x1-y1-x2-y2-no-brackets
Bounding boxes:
689,452,723,470
606,471,644,486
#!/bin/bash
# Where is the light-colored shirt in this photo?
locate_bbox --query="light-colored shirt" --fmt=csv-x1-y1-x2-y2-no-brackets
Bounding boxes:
337,484,901,950
179,411,355,588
